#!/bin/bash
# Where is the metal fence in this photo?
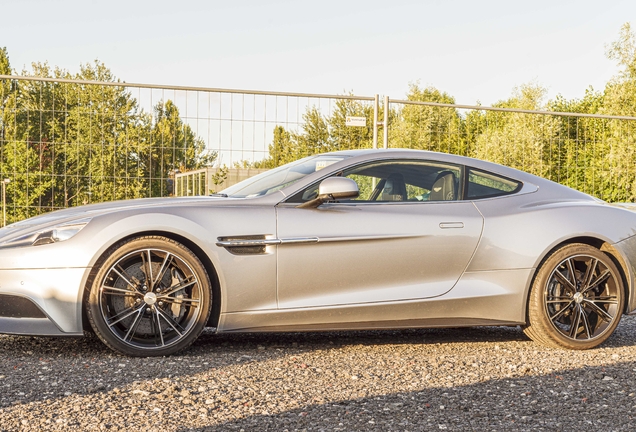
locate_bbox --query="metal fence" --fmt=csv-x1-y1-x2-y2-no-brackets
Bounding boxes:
0,75,375,222
386,99,636,202
175,167,269,196
2,74,636,223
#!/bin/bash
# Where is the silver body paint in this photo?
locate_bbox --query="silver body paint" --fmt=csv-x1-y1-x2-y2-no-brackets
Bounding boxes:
1,149,636,337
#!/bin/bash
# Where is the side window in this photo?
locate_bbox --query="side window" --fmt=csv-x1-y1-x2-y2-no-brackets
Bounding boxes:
466,168,521,199
287,160,463,203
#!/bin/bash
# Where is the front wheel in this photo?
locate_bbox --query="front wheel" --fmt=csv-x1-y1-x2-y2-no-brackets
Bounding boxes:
523,243,624,349
86,236,212,357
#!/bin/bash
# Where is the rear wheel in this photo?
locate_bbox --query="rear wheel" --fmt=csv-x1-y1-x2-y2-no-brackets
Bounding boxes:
86,236,212,357
524,243,624,349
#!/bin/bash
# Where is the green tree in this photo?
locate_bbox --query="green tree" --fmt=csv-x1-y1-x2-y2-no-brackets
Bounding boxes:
0,54,215,222
596,23,636,201
548,88,606,196
257,125,297,168
473,83,557,178
390,84,463,154
325,98,374,150
0,47,10,103
148,100,216,196
259,96,376,168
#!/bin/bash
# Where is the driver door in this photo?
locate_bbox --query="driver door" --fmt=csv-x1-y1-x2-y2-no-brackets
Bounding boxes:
275,159,483,311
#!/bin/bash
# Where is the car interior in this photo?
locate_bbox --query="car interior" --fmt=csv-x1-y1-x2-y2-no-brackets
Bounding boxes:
287,160,521,203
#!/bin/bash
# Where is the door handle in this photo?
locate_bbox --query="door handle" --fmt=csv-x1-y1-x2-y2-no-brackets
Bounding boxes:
439,222,464,229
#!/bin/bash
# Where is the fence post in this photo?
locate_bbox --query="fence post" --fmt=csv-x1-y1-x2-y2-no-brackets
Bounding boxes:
383,95,389,149
373,94,379,149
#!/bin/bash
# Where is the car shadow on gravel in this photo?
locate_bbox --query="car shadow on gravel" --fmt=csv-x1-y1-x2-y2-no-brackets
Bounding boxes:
1,317,635,410
181,359,636,431
191,316,636,351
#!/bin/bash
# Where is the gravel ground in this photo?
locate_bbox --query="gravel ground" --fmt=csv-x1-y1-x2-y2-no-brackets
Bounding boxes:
1,316,636,431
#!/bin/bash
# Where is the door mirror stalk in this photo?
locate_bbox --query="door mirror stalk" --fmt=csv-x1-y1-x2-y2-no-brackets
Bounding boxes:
297,177,359,208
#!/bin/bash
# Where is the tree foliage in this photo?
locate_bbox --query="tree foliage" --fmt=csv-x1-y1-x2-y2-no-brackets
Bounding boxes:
259,23,636,202
256,97,377,169
4,21,636,219
0,52,216,222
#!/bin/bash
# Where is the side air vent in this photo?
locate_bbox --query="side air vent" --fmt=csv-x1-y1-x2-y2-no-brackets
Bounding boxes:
216,235,276,255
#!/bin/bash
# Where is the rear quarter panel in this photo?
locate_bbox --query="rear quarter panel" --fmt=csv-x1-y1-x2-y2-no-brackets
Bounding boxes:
469,194,636,315
469,197,636,272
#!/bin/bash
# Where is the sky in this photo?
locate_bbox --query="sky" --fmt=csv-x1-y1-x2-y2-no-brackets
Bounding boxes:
1,0,635,106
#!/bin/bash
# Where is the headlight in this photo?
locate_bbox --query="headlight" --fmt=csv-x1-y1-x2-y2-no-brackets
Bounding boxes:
0,218,91,249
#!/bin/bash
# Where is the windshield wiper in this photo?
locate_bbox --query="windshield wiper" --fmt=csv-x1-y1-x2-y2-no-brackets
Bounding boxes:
210,193,228,197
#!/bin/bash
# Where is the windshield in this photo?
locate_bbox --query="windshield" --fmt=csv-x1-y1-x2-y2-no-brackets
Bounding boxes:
220,155,347,198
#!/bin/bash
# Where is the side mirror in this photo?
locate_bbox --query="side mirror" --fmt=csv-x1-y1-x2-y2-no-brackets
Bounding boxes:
297,177,359,208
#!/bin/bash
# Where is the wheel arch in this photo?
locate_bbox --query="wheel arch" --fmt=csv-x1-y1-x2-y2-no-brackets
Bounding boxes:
81,230,222,332
523,236,632,324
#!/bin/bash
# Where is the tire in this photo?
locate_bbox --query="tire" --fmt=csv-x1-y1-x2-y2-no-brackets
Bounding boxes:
523,243,624,350
86,236,212,357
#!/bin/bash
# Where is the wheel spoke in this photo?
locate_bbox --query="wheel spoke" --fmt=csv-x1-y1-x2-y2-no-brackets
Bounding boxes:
107,304,145,327
581,258,598,291
554,270,576,293
549,300,574,321
112,266,141,293
587,295,618,304
102,285,137,295
583,299,614,322
148,306,162,347
153,253,174,288
160,276,197,298
569,305,582,339
580,306,592,339
546,296,573,304
566,258,577,286
157,296,200,306
153,307,165,347
155,307,185,336
123,307,145,341
584,269,611,294
140,249,153,290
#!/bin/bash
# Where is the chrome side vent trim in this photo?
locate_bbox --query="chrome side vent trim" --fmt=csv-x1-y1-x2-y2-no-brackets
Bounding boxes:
216,236,319,255
216,235,272,255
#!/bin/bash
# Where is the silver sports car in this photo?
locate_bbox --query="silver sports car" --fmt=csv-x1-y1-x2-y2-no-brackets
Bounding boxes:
1,149,635,356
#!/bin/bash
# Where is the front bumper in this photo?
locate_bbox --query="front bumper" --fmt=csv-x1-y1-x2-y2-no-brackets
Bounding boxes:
0,268,88,335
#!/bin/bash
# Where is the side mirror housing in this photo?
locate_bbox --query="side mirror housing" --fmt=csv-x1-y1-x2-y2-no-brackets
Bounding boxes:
297,177,359,208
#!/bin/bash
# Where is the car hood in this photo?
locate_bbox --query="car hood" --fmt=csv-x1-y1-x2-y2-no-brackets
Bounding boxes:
0,196,233,239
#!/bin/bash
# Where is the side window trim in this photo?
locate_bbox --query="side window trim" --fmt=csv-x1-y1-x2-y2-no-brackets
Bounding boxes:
465,167,523,200
285,158,465,204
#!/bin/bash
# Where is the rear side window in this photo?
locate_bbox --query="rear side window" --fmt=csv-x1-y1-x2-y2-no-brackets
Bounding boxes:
466,168,521,199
